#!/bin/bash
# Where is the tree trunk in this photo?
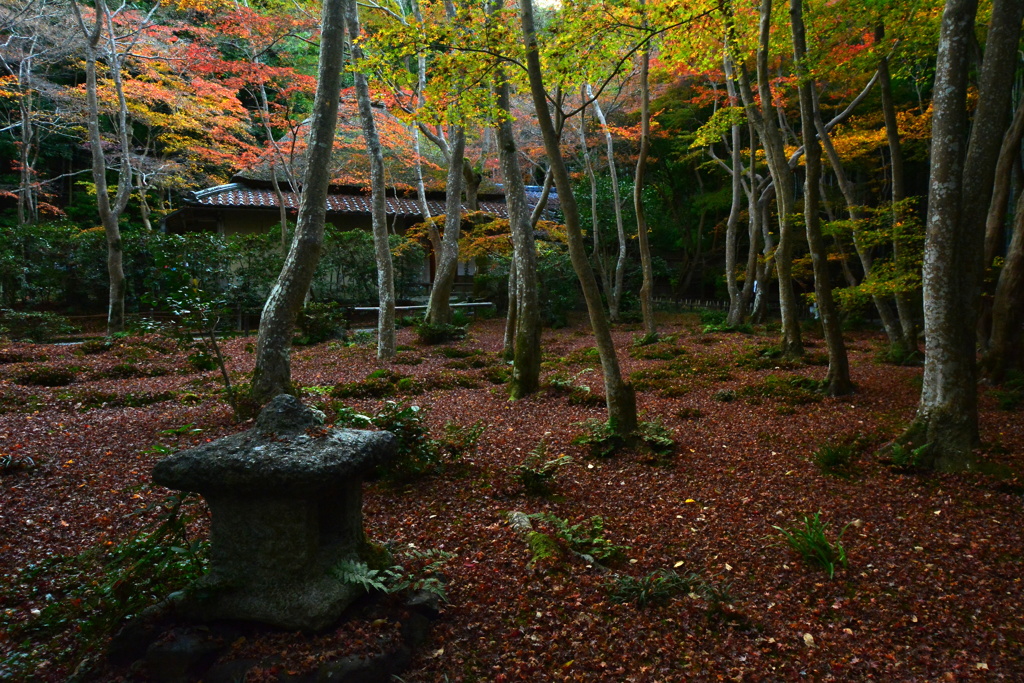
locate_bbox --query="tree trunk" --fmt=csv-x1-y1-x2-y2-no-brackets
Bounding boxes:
723,54,744,326
249,0,345,405
425,127,467,324
813,91,904,348
877,27,919,351
739,122,762,318
503,257,517,359
578,103,609,293
495,67,541,398
730,0,802,357
905,0,1023,471
346,0,395,360
462,158,482,211
791,0,852,395
529,166,553,227
520,0,637,434
587,84,628,322
72,0,134,336
983,190,1024,381
634,44,656,339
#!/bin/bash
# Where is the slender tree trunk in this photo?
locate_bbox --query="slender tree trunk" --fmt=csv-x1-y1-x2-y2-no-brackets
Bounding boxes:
72,0,134,335
877,30,919,351
249,0,345,405
587,84,628,322
521,0,637,434
503,257,517,359
723,54,744,325
529,166,553,227
791,0,852,395
904,0,1023,471
425,127,467,324
346,0,395,359
740,122,762,318
634,43,656,339
730,0,802,357
813,92,904,348
17,60,35,227
578,103,609,293
495,67,541,397
270,166,289,249
462,158,482,211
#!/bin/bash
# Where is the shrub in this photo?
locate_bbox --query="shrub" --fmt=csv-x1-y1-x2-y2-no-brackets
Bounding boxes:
415,321,467,345
606,569,699,607
335,401,472,480
515,439,572,495
422,370,480,391
813,440,858,476
78,338,113,355
675,407,702,420
528,512,629,564
392,352,424,365
713,389,736,402
990,370,1024,411
0,310,79,342
295,301,347,345
0,492,208,678
332,546,452,602
62,389,177,411
436,420,486,460
13,365,78,387
0,454,37,476
93,363,171,380
774,512,849,579
572,419,675,459
887,441,932,471
740,374,822,405
480,364,511,385
734,344,791,370
331,368,417,399
877,342,922,367
0,350,46,364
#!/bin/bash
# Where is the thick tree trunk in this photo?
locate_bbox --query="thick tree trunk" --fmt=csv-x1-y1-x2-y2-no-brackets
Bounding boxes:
634,45,656,339
983,191,1024,381
587,84,628,322
906,0,1023,471
495,69,541,398
347,0,395,359
520,0,636,434
426,128,467,325
791,0,852,395
250,0,345,405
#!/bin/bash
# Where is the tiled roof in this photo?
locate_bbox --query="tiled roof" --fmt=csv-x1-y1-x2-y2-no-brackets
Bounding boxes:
187,184,511,218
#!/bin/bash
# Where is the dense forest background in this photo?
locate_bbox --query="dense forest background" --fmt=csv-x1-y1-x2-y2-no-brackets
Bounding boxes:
1,0,938,313
2,0,1023,464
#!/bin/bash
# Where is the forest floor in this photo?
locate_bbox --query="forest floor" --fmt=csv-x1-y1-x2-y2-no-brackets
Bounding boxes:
1,312,1022,682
